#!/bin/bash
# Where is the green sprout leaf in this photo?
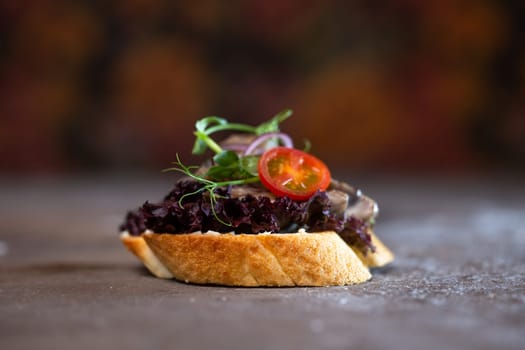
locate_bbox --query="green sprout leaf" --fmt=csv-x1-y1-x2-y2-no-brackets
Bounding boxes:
213,150,239,167
195,117,228,132
254,109,292,135
191,109,293,155
240,155,260,176
303,139,312,152
192,117,228,154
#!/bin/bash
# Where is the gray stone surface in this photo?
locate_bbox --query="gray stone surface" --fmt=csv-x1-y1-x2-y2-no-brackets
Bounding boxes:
1,175,524,350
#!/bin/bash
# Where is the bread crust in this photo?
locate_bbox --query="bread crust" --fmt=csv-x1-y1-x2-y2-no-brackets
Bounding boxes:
120,232,173,278
121,231,376,286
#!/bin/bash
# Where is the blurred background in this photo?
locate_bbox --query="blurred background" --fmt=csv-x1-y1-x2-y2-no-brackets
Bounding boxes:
1,0,524,176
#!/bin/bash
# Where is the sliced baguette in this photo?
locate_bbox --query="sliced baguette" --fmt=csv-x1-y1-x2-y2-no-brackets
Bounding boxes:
120,231,376,286
120,232,173,278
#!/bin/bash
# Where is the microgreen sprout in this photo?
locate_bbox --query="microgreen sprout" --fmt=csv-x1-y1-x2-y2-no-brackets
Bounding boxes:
163,154,259,226
164,110,292,226
192,109,292,155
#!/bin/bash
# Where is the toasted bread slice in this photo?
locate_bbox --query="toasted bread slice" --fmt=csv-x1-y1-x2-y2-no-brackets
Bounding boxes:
120,231,375,286
120,232,173,278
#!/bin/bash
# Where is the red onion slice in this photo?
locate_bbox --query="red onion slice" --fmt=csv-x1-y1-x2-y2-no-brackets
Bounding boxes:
244,132,294,155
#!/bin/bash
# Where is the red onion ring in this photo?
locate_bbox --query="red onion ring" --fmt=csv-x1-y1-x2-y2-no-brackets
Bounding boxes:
244,132,294,155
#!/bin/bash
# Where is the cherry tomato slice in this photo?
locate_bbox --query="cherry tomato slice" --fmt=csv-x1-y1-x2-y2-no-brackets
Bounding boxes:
258,147,331,200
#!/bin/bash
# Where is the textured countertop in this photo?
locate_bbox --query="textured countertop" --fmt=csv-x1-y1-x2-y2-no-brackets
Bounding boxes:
1,175,524,350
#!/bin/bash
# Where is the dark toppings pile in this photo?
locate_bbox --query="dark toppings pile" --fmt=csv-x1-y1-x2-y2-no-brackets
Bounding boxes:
120,180,375,254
